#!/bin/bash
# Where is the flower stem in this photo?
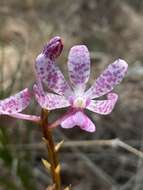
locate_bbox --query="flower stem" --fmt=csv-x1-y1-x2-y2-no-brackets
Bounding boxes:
41,109,62,190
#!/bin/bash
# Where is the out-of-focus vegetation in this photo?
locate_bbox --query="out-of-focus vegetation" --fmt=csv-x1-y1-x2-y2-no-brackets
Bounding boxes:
0,0,143,189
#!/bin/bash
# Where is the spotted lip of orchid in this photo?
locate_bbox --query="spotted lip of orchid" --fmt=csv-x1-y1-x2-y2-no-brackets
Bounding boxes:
34,37,128,132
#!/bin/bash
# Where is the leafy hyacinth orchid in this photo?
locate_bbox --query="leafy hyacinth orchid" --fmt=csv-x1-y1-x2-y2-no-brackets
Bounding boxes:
34,36,128,132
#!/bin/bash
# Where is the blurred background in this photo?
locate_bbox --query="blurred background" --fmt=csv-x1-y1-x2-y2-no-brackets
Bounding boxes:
0,0,143,189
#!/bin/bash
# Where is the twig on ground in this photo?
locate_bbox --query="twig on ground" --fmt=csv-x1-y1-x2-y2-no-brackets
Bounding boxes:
7,138,143,159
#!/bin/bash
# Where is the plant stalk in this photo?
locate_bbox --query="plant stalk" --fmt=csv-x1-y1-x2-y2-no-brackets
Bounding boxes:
41,109,62,190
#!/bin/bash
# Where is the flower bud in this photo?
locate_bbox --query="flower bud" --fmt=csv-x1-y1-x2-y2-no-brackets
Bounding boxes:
42,36,63,59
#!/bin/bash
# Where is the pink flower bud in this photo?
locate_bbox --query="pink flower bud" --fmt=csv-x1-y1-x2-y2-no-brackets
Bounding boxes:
42,36,63,59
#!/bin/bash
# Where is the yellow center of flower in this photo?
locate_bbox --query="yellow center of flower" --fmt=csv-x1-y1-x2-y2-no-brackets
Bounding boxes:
73,97,86,108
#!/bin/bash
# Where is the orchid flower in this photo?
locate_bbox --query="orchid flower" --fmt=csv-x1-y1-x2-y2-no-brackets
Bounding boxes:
34,36,128,132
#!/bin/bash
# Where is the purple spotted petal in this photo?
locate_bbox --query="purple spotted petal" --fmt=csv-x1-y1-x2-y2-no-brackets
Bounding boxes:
85,59,128,99
35,54,73,97
68,45,90,94
86,93,118,115
42,36,63,60
34,84,70,110
0,88,31,115
61,111,96,132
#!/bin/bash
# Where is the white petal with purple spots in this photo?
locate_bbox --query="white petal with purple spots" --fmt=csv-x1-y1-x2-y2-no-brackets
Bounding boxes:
85,59,128,99
86,93,118,115
35,54,73,97
0,88,31,114
34,84,70,110
68,45,90,94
